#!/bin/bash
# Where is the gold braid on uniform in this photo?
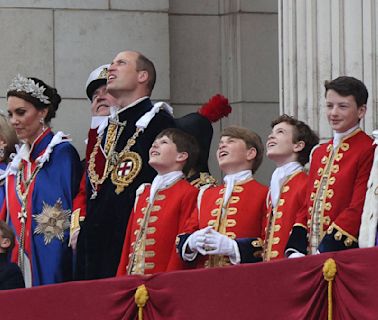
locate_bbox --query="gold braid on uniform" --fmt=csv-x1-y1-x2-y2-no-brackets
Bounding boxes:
189,172,217,188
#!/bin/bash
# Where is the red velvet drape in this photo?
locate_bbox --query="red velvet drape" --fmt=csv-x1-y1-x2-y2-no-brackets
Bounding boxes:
2,247,378,320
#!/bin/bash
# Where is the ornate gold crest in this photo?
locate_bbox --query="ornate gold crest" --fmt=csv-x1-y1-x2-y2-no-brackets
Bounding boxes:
111,151,142,194
98,67,108,79
33,199,71,245
190,172,217,188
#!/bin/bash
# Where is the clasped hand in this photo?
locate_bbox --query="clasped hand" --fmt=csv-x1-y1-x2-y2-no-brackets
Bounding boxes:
188,226,236,257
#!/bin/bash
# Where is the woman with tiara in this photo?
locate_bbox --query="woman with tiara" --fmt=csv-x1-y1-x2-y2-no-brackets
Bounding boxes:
1,75,81,287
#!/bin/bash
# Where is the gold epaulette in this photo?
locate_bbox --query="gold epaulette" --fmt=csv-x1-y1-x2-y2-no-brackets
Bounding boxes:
190,172,217,188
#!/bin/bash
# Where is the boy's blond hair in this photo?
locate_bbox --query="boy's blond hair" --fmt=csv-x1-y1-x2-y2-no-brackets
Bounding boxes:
221,126,264,173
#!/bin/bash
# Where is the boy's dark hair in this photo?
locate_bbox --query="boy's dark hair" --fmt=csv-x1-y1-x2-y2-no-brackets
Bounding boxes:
155,128,199,176
0,221,15,253
221,126,264,174
271,114,319,166
324,76,368,107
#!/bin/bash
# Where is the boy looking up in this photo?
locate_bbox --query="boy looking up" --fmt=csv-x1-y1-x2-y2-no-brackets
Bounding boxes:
262,115,319,261
177,126,268,268
117,128,199,275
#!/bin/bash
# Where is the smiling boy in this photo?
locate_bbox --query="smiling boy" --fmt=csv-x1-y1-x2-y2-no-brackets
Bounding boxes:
286,76,375,256
177,126,268,267
116,128,199,275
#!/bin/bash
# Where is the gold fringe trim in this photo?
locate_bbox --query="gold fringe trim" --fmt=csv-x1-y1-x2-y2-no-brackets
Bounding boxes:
135,284,149,320
323,258,337,320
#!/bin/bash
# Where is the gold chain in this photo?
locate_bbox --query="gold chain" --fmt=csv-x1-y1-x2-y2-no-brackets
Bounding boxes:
87,120,143,198
16,163,43,222
15,162,42,272
87,122,123,198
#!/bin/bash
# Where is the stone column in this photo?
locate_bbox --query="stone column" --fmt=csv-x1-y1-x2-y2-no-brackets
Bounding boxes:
279,0,378,140
170,0,279,183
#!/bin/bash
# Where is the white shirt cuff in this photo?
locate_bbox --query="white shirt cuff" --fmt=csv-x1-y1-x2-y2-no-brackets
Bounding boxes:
182,238,198,261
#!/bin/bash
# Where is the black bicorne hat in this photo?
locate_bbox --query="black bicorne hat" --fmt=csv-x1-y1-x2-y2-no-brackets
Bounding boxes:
174,94,232,184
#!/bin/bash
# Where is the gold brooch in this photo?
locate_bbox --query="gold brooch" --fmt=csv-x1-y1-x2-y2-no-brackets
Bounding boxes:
111,151,142,194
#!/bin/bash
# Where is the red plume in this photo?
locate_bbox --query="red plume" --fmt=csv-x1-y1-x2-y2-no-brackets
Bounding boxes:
198,94,232,123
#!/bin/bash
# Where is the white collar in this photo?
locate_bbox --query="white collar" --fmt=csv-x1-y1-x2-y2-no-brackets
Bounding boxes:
270,161,303,208
90,115,109,129
333,124,359,148
91,106,119,136
3,131,69,178
109,98,173,134
135,101,173,132
149,171,184,204
372,129,378,145
222,170,252,207
116,96,149,115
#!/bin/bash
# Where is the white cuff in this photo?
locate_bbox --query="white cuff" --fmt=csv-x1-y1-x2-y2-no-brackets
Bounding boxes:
288,252,305,259
90,116,108,129
182,238,198,261
285,247,301,257
228,240,241,264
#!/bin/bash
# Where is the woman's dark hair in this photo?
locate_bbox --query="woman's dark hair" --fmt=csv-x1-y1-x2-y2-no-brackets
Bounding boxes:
7,76,61,124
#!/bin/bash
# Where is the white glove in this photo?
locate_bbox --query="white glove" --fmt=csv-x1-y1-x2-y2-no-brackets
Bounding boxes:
187,226,213,255
288,252,305,259
204,228,237,258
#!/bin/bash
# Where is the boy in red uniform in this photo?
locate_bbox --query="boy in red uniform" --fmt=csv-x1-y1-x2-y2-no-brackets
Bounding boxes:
177,126,268,268
117,128,199,275
262,115,319,261
286,76,375,256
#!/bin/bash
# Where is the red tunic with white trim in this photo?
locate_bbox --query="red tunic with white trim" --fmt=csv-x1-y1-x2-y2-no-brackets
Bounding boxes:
117,179,198,275
182,178,268,268
263,171,307,261
294,129,375,253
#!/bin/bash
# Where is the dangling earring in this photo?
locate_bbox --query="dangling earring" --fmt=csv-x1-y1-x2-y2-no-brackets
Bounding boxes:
40,118,46,132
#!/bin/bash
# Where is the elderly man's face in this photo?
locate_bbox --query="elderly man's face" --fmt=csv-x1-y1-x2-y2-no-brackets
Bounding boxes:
91,85,117,116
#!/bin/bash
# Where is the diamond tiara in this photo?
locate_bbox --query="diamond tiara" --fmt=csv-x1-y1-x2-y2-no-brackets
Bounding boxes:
7,74,51,105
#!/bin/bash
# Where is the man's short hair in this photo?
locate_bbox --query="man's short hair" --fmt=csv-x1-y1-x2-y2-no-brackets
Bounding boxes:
221,126,264,174
271,114,319,166
155,128,199,176
136,54,156,94
324,76,368,107
0,221,15,252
